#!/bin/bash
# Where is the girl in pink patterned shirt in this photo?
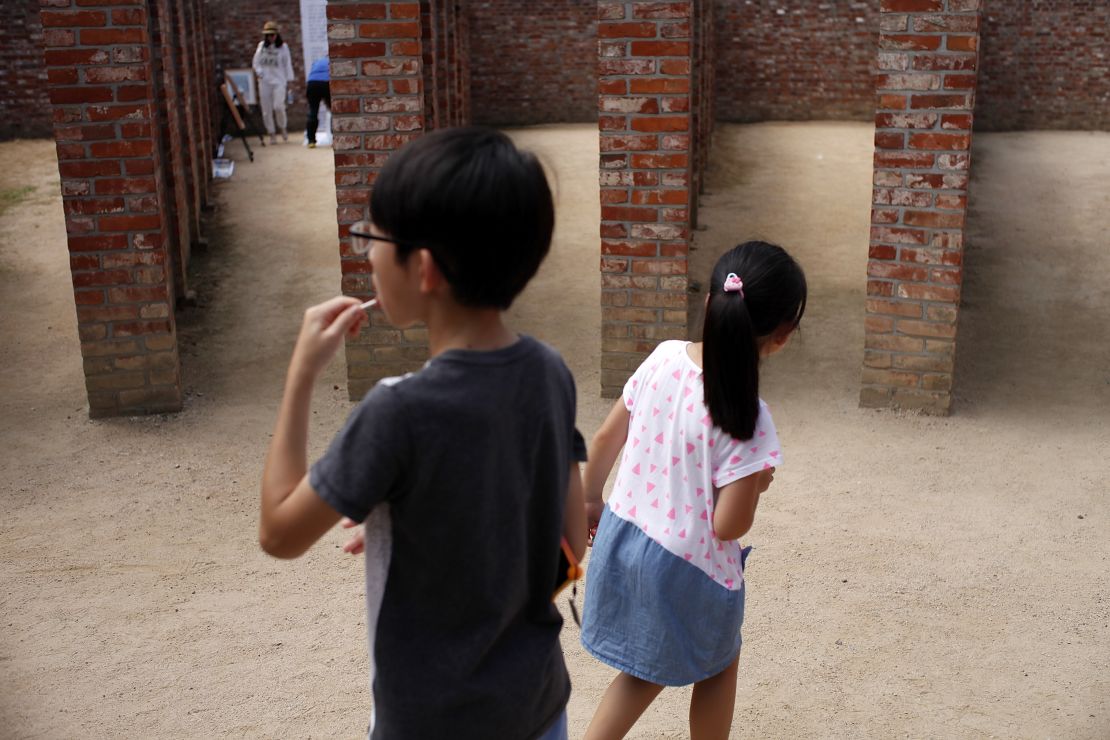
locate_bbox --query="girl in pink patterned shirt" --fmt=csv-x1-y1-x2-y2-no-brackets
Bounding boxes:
580,241,807,740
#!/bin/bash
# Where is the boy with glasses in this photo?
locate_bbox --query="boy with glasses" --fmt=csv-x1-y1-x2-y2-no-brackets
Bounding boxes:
259,127,587,740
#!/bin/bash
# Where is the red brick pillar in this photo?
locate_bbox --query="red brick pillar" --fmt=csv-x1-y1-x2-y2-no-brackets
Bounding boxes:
863,0,982,414
151,0,191,300
420,0,465,128
690,0,713,227
328,1,428,398
41,1,183,417
168,0,207,247
597,0,700,398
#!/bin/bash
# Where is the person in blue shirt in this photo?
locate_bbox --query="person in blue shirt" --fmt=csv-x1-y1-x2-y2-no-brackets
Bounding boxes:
306,56,330,148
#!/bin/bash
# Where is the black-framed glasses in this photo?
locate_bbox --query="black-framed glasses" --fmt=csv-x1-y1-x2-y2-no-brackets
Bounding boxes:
348,221,455,282
348,227,410,256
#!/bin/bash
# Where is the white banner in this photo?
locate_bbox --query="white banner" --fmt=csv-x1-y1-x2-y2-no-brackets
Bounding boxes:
300,0,331,144
300,0,329,71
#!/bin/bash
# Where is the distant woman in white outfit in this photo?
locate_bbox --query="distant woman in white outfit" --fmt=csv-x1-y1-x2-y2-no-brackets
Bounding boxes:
252,21,295,144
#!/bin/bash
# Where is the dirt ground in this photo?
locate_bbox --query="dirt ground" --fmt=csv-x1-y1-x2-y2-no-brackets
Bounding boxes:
1,123,1107,739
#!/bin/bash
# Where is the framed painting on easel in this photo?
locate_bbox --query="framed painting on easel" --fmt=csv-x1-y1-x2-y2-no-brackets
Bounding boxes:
225,68,257,106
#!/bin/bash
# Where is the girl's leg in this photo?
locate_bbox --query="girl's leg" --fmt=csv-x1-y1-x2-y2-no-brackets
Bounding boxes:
273,84,288,139
259,82,276,135
584,672,665,740
689,654,740,740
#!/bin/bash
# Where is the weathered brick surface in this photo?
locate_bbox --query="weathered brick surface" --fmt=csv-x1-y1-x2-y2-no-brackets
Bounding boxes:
152,0,196,301
598,0,712,398
715,0,1110,130
330,1,468,398
468,0,597,126
863,0,982,415
8,1,1110,139
40,0,215,417
715,0,880,122
977,1,1110,131
423,0,469,128
205,0,309,130
1,1,53,139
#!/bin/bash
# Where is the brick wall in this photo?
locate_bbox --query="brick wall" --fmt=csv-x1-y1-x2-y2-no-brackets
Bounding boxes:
151,0,214,299
862,0,982,414
690,0,714,225
204,0,309,130
41,0,214,417
42,1,183,416
422,0,470,128
9,1,1110,140
598,0,708,398
468,0,598,126
1,0,53,139
328,0,470,398
715,0,879,122
713,0,1110,130
977,1,1110,131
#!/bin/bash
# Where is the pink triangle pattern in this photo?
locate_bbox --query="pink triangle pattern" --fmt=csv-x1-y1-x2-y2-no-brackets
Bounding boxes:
612,341,757,592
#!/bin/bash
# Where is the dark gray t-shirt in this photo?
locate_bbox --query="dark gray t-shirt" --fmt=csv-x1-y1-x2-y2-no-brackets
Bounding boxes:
311,335,586,740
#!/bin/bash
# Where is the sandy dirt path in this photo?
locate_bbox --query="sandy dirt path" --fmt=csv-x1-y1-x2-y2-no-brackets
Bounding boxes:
1,124,1107,739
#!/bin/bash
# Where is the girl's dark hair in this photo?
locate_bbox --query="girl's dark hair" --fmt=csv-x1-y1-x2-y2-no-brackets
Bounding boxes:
702,240,807,440
369,126,554,310
264,33,284,48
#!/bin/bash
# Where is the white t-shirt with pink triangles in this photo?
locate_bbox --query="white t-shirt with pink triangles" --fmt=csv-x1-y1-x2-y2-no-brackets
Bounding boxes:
607,340,781,591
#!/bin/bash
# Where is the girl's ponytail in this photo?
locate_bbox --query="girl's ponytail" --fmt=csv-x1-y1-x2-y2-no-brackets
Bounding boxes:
702,274,760,441
701,241,807,440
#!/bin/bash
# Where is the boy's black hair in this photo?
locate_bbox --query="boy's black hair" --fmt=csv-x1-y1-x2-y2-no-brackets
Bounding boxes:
369,126,554,310
701,241,807,441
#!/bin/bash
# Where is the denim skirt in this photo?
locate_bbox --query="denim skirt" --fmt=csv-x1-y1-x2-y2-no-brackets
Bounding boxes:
580,507,745,686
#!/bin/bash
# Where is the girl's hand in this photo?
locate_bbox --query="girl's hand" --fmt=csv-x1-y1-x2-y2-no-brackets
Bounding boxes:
289,296,367,382
340,517,365,555
585,500,604,546
758,467,775,494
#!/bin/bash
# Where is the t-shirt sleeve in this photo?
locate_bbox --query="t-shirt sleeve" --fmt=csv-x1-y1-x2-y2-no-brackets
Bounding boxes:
711,401,782,488
572,428,587,462
562,358,588,462
309,382,407,523
622,342,671,412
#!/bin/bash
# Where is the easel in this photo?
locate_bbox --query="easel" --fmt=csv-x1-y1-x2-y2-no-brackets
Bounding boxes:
219,73,266,161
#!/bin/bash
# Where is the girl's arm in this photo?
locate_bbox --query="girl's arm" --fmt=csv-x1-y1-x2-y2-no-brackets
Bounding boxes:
583,400,631,534
251,43,263,76
259,297,367,558
712,467,774,541
563,461,587,561
283,46,295,84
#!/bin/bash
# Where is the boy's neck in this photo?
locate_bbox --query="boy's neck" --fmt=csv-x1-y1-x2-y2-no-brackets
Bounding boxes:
425,300,517,357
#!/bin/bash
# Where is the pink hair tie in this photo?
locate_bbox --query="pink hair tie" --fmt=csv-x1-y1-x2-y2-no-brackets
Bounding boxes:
722,272,744,297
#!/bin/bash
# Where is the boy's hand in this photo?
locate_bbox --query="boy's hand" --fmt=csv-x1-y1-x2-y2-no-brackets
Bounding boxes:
340,517,365,555
585,500,604,546
290,296,367,381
